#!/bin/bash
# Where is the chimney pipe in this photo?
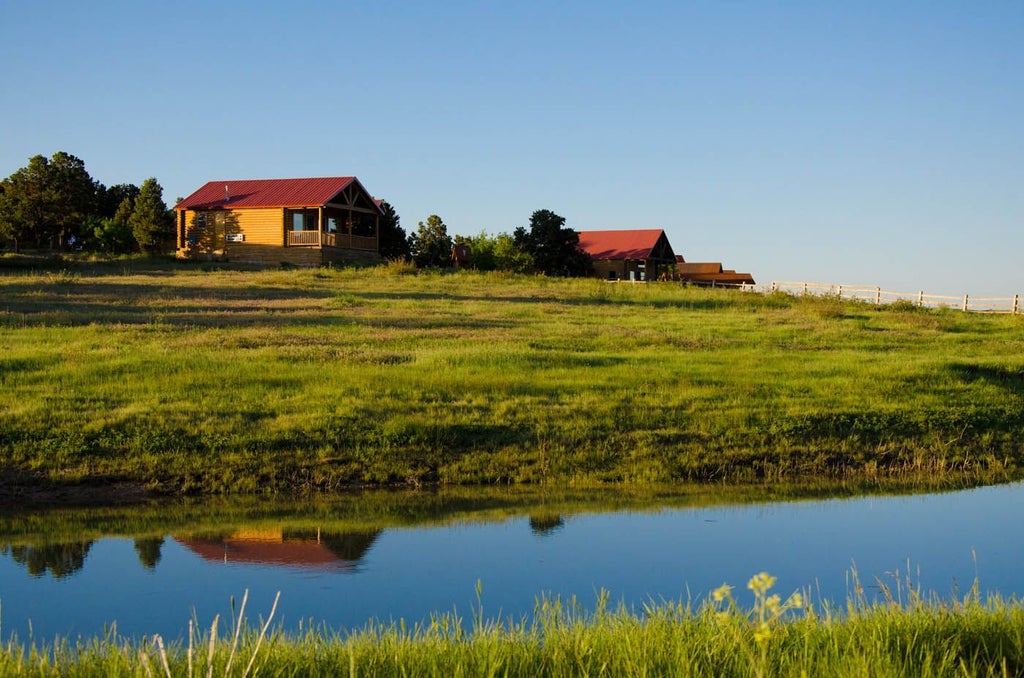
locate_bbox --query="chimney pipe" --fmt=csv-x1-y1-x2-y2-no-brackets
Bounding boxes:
225,184,230,202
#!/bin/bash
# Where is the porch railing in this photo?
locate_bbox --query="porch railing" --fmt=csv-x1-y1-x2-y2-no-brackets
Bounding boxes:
287,230,321,246
288,230,377,251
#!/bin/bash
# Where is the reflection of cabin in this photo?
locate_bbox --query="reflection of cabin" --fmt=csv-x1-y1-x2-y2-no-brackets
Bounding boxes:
675,256,755,286
577,229,677,281
175,527,381,571
174,177,384,266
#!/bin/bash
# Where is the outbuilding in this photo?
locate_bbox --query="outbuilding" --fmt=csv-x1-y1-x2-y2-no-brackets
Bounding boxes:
576,229,678,281
675,257,756,286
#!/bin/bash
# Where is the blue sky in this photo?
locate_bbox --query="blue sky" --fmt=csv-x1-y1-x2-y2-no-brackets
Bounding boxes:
2,1,1021,297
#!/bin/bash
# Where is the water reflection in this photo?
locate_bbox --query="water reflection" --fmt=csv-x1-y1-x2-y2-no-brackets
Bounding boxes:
0,477,1009,584
0,478,1021,641
1,540,93,578
134,537,164,570
175,528,381,572
529,514,565,536
0,529,385,578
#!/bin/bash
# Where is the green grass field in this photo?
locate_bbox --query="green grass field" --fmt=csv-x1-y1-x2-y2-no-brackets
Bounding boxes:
2,258,1023,495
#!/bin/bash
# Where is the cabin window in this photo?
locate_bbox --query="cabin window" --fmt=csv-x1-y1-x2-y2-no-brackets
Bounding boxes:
288,209,318,231
327,217,338,233
196,211,223,230
190,211,225,248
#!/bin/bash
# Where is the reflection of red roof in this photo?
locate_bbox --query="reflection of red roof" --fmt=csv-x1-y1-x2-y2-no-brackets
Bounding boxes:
577,229,671,260
176,536,354,572
175,177,359,211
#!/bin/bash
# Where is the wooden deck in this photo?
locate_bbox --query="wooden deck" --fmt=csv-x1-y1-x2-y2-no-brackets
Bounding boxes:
286,231,377,250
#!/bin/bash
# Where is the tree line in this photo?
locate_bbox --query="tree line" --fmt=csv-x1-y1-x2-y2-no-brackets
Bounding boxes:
0,151,174,254
403,208,591,277
1,151,592,276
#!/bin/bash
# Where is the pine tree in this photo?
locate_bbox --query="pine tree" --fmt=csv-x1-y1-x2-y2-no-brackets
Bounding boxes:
128,178,171,253
377,200,411,260
0,152,97,249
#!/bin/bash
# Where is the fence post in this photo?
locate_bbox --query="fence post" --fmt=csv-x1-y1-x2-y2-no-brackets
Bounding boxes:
875,287,881,305
838,284,843,299
963,294,969,312
918,291,924,307
1014,294,1020,315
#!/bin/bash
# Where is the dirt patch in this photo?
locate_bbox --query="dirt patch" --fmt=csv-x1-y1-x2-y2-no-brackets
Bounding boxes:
0,470,156,509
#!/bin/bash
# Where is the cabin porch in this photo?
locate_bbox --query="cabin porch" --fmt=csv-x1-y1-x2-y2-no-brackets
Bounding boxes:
285,206,378,251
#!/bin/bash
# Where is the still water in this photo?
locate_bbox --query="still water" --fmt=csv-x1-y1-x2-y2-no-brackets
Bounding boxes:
1,481,1023,641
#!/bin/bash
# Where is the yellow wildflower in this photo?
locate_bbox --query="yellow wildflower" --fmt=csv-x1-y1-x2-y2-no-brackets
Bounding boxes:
712,583,733,602
747,572,777,596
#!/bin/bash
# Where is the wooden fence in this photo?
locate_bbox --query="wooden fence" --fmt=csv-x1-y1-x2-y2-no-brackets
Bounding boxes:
736,281,1021,314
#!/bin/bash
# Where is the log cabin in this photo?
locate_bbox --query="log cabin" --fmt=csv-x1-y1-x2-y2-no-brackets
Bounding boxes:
576,229,678,281
174,176,383,266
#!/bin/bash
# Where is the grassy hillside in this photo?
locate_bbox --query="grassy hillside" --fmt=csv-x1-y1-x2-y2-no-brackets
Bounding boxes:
1,260,1022,494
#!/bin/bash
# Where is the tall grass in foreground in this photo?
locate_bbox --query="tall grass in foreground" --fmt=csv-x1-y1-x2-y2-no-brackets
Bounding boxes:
3,574,1024,677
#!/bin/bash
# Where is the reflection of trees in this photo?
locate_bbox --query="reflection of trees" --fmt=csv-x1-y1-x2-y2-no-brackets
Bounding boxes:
529,514,565,536
283,529,382,562
134,536,165,570
3,541,93,579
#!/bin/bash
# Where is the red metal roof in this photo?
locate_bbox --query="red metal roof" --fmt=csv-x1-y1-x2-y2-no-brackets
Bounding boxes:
577,229,669,260
678,262,723,274
174,177,359,211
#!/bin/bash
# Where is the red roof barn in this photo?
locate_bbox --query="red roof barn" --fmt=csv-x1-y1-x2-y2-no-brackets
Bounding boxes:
577,229,677,281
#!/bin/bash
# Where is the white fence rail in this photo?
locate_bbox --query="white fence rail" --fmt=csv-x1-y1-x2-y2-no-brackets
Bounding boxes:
737,280,1021,314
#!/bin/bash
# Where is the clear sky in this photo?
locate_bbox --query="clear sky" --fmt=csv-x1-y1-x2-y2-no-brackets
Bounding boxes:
2,1,1021,297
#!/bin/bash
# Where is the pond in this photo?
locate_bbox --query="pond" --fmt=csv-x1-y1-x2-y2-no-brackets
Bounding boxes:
1,480,1022,641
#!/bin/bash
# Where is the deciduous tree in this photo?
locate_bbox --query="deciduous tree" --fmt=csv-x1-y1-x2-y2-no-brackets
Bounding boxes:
514,209,591,276
409,214,453,268
461,230,533,273
492,232,534,273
